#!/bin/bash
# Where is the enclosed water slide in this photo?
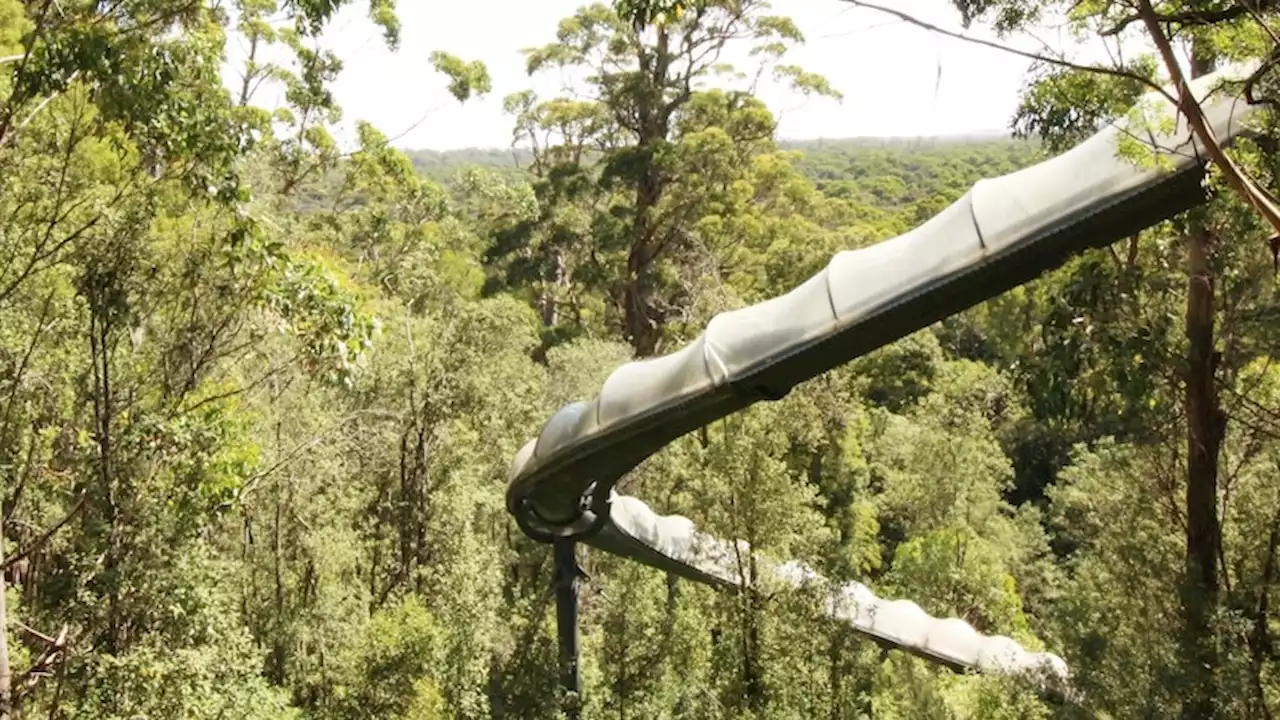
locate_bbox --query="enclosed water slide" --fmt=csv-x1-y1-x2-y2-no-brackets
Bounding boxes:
507,62,1260,702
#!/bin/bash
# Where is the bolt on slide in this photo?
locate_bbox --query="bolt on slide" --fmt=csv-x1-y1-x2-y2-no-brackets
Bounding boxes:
507,61,1262,695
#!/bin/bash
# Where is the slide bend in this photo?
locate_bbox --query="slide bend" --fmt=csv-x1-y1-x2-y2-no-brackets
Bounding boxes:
506,64,1261,688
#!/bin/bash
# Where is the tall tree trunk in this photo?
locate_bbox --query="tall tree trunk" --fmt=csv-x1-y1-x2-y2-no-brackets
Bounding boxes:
623,143,667,358
827,624,844,720
90,292,124,657
0,522,12,720
622,25,673,359
623,243,660,358
742,552,765,714
541,247,566,328
271,462,286,685
1247,512,1279,719
1181,48,1225,720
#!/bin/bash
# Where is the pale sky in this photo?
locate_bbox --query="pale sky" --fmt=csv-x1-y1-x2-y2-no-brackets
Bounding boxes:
225,0,1111,152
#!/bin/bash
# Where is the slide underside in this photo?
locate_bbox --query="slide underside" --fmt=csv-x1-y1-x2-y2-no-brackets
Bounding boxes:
506,63,1261,689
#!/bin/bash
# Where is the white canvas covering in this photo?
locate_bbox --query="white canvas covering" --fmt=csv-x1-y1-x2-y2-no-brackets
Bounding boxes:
507,63,1261,690
599,491,1070,677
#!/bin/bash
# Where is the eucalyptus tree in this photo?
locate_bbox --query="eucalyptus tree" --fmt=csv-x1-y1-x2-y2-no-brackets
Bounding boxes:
492,0,840,357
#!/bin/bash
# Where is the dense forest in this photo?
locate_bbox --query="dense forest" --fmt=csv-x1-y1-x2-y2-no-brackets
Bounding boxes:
2,0,1280,718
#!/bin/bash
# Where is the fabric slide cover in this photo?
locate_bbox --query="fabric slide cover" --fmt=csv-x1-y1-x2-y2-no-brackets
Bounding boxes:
507,63,1260,688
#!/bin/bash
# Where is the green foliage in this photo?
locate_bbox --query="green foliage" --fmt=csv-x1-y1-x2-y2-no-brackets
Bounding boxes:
492,0,843,355
429,52,493,103
64,553,302,720
324,597,448,719
4,0,1280,718
1012,58,1158,153
948,0,1042,33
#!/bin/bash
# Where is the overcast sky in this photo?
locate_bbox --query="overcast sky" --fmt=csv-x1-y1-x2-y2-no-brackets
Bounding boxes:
224,0,1107,152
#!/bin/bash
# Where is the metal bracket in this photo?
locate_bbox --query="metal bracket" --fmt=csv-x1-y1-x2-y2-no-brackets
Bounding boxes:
512,482,612,544
511,483,609,719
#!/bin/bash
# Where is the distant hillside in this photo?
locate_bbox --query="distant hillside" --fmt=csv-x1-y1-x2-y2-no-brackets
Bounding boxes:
777,130,1015,149
404,135,1043,212
406,147,532,178
403,132,1021,170
787,136,1041,215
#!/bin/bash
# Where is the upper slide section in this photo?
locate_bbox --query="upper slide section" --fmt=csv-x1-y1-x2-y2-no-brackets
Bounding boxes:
508,63,1260,530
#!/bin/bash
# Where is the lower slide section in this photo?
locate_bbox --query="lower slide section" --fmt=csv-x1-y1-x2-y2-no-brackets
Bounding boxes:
588,492,1070,690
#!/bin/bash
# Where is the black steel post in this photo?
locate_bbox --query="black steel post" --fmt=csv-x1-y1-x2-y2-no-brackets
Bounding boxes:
553,538,582,719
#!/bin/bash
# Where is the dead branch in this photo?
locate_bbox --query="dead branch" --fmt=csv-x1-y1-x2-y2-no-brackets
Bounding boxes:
14,625,68,696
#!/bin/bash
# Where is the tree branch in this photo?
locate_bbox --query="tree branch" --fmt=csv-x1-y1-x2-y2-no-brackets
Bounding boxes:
1136,0,1280,239
0,70,79,151
1101,2,1280,37
1243,55,1280,105
12,625,68,699
846,0,1280,245
0,0,55,146
2,496,86,572
838,0,1175,103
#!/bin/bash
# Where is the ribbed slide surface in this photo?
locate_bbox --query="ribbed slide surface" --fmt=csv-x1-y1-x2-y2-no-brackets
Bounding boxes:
507,64,1259,689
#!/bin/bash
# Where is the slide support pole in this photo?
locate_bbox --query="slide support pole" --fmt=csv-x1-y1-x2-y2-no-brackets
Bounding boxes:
553,537,583,719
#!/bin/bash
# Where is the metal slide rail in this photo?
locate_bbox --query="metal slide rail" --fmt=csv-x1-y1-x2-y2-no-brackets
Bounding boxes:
507,63,1261,701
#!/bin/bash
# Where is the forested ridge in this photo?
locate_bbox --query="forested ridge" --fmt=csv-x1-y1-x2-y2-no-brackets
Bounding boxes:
2,0,1280,718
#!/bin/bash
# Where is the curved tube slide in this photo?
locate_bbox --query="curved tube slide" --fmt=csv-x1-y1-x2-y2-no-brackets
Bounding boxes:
507,64,1260,688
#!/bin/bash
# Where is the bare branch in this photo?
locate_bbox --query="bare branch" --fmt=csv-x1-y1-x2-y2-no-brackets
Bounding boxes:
844,0,1280,245
2,496,86,572
0,70,80,151
838,0,1175,103
13,625,68,697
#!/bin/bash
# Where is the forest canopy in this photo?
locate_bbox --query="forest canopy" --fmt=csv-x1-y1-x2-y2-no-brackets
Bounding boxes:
1,0,1280,719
